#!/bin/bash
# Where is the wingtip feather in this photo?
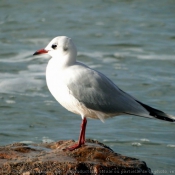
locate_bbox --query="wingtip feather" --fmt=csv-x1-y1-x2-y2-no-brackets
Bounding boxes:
136,100,175,122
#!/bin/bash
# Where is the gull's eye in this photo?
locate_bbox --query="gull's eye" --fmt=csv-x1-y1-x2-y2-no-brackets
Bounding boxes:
51,44,57,49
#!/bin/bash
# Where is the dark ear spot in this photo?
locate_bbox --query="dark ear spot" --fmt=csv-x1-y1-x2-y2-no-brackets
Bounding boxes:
63,38,69,51
63,46,68,51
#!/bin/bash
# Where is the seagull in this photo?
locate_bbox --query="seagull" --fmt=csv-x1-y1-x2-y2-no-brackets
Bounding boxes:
33,36,175,150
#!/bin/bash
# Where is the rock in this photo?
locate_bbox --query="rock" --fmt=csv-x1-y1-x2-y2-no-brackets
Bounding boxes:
0,139,153,175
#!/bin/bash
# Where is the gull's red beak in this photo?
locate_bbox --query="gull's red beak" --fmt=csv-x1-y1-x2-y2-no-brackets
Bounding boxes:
33,49,48,55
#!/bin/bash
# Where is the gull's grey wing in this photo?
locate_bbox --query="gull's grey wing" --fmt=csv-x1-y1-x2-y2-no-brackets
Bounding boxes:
66,63,148,116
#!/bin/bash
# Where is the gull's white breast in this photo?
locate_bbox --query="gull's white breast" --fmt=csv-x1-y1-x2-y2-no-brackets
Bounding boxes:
46,58,109,121
46,58,80,114
46,58,98,119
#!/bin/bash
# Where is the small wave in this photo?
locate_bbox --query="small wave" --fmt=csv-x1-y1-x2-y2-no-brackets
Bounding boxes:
42,137,54,143
90,64,103,69
103,139,118,143
25,38,50,46
140,138,150,142
132,142,142,147
0,51,33,63
167,144,175,148
103,57,117,63
44,100,55,105
5,100,16,104
78,51,104,59
0,77,44,93
20,141,34,144
126,48,144,53
137,54,175,61
0,50,49,63
107,43,142,48
113,53,125,59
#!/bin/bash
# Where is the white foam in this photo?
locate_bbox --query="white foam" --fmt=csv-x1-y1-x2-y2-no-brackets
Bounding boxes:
42,137,54,143
132,142,142,147
90,64,103,69
0,51,33,63
137,54,175,61
103,57,117,63
0,77,44,93
78,51,104,59
5,100,16,104
167,144,175,148
44,100,55,105
103,139,116,142
126,47,144,53
20,141,34,144
113,53,125,59
140,138,150,142
23,38,49,46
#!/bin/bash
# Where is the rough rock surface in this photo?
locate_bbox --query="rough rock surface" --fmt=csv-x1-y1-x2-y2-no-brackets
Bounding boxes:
0,139,153,175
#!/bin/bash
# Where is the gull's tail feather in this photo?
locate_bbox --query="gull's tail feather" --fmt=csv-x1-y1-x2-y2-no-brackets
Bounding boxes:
136,100,175,122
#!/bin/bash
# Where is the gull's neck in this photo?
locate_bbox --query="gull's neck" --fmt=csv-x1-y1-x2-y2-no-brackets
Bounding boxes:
50,51,77,69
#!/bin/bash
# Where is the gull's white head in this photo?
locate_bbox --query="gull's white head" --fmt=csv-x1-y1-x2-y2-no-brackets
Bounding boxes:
33,36,77,59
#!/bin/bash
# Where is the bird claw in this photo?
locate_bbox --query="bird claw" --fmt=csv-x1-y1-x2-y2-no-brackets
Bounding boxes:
64,143,84,151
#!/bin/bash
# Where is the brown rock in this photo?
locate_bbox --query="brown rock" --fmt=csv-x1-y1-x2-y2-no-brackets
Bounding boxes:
0,139,153,175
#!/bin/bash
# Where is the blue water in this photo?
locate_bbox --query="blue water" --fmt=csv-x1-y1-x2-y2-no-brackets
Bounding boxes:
0,0,175,174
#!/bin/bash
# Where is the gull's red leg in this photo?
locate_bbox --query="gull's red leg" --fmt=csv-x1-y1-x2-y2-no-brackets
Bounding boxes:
67,117,87,151
80,118,87,144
